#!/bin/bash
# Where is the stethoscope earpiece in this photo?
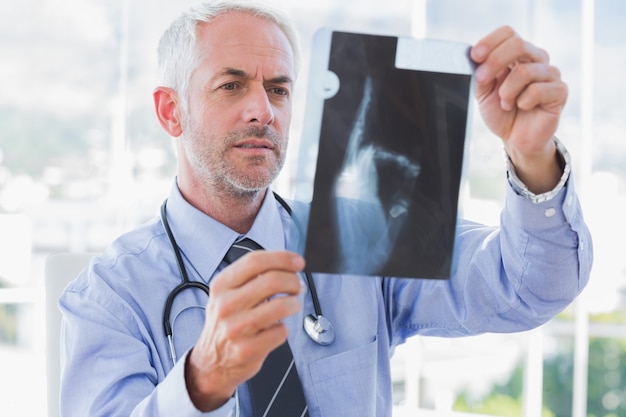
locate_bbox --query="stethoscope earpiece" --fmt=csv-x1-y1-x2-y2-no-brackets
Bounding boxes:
303,314,335,345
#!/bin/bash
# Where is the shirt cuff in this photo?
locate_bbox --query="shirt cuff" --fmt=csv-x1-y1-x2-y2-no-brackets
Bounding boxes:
156,349,237,417
505,136,571,203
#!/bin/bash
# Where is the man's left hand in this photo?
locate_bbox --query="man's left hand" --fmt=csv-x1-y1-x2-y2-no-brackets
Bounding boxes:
471,26,567,193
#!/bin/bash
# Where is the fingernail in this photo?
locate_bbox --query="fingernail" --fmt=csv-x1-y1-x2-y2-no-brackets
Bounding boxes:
475,66,487,83
292,254,305,270
472,45,487,61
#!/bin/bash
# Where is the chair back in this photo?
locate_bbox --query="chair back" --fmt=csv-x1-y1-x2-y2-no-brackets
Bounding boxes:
45,252,94,417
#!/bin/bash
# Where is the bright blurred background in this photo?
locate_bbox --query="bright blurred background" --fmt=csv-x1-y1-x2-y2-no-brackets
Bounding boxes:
0,0,624,416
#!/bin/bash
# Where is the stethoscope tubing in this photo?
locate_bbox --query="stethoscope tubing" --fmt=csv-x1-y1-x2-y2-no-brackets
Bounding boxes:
160,192,333,366
271,192,323,317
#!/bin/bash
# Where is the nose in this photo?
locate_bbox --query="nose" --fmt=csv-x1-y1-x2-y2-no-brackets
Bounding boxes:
245,85,275,126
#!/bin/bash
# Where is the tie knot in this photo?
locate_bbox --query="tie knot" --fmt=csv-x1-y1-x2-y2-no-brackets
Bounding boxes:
223,238,264,265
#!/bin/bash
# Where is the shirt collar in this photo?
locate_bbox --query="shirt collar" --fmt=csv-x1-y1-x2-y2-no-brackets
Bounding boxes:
164,182,285,283
246,190,286,252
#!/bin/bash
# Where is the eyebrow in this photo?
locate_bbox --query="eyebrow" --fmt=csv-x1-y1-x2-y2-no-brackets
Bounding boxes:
220,67,293,85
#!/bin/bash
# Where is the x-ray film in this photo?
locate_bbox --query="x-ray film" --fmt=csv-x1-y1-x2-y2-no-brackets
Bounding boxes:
292,29,475,279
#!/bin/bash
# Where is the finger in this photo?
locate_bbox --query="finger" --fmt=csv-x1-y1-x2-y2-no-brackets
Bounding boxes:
190,319,289,396
228,321,289,367
471,26,517,63
472,26,545,63
212,250,305,291
200,297,291,362
498,62,565,111
214,270,304,318
515,80,568,114
472,26,548,84
246,270,305,302
225,294,302,339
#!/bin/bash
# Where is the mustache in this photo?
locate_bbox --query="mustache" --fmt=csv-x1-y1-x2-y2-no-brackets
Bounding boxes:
227,126,282,146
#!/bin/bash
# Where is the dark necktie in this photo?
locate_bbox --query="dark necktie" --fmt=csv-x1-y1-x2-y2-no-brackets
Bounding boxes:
223,238,310,417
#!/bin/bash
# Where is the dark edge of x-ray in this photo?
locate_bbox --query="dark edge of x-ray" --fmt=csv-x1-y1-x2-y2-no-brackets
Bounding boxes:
291,29,475,279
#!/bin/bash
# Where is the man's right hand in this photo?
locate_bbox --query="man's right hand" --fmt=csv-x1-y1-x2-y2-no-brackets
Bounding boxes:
184,250,306,411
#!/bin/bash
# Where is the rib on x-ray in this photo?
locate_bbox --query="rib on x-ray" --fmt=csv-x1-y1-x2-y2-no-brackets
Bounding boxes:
303,31,471,279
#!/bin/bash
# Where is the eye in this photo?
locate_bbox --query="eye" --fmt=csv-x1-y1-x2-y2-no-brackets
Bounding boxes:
269,87,289,97
220,82,239,91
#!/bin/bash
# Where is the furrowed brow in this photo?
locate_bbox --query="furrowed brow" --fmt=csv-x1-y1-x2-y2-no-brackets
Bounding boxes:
220,67,292,85
221,67,248,78
266,75,293,85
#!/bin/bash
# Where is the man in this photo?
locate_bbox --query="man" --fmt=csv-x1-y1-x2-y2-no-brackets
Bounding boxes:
59,1,592,416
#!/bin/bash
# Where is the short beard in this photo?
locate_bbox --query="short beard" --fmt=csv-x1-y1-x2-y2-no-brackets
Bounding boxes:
183,121,287,199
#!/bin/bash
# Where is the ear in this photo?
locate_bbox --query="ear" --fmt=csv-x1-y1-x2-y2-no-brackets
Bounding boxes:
153,87,183,137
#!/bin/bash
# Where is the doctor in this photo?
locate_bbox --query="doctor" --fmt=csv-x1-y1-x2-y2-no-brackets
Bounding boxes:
59,1,592,416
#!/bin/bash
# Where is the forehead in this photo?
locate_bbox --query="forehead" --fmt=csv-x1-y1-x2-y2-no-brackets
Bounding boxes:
194,12,295,79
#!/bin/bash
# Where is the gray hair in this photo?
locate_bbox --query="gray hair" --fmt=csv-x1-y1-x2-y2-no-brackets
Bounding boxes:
157,1,301,111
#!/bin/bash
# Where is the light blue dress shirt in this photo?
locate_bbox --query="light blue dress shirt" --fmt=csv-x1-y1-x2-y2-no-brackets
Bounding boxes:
59,173,592,417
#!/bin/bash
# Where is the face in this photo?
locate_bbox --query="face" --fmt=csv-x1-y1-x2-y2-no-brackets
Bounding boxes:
179,12,295,197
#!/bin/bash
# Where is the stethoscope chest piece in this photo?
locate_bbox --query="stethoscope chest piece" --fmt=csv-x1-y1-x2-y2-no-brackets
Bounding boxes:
304,314,335,345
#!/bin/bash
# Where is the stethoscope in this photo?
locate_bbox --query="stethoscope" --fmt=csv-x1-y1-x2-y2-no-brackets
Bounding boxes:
160,192,335,366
